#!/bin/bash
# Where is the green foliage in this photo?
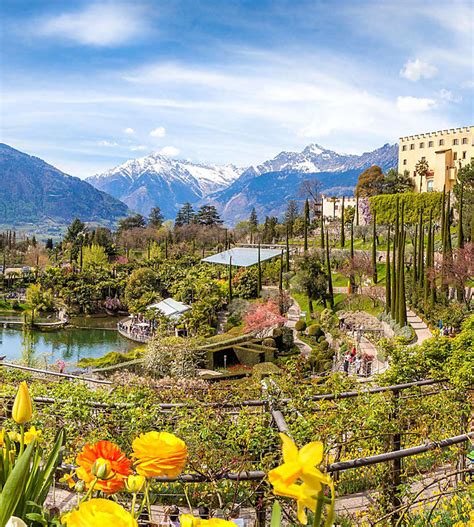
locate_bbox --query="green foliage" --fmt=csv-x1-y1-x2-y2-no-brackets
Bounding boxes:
25,284,56,312
124,268,161,312
307,324,324,338
369,192,442,224
295,319,307,331
82,243,109,269
232,267,259,299
262,337,277,348
77,348,143,369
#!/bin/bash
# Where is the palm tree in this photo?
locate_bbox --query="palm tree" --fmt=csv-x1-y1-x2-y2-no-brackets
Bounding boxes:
415,159,429,192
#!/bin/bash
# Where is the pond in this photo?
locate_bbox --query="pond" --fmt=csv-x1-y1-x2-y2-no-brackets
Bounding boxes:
0,316,135,366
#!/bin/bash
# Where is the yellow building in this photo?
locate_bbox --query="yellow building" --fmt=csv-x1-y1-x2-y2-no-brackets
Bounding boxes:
398,126,474,192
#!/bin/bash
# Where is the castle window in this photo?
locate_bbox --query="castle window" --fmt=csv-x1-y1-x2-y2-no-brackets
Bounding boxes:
419,142,424,148
463,151,467,159
462,138,468,144
427,179,434,192
421,156,426,161
439,139,444,146
402,145,407,151
453,138,459,145
428,141,434,147
410,144,415,150
453,152,457,160
403,159,407,165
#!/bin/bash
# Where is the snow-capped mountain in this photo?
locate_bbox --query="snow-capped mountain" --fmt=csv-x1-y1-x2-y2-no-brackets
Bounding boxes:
209,143,398,224
87,152,243,218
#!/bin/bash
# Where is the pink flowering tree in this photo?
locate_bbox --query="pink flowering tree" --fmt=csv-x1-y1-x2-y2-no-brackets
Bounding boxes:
244,299,286,335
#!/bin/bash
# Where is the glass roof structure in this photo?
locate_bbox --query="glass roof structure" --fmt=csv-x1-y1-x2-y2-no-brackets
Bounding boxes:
202,247,283,267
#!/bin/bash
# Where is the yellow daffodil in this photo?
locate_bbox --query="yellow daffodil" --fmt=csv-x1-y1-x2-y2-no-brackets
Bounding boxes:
125,474,146,493
24,425,42,445
132,431,188,478
0,428,5,447
272,481,320,524
8,431,20,443
12,382,33,425
60,471,77,489
62,499,137,527
268,434,331,491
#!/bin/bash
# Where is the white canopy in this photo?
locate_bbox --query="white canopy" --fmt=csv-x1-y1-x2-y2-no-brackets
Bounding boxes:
148,298,191,320
202,247,283,267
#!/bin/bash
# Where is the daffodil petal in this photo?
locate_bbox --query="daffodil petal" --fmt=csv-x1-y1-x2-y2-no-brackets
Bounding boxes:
268,462,302,486
301,468,331,489
299,441,324,466
279,434,299,464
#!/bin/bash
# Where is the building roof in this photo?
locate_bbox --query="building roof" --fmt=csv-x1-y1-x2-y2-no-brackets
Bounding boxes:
148,298,191,319
201,247,283,267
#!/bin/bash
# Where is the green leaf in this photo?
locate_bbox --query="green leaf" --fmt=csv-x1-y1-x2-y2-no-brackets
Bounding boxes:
270,500,282,527
0,439,35,527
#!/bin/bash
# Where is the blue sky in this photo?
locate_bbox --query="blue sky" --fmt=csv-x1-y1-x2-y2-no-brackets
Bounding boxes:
1,0,473,177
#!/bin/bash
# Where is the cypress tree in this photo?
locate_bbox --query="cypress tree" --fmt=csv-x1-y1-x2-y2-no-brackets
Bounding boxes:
417,209,424,288
257,243,262,296
303,199,309,253
424,211,432,307
340,196,345,248
440,185,446,252
413,223,418,285
356,193,359,226
320,215,325,249
326,230,334,310
398,229,407,327
385,227,391,314
391,198,399,321
458,181,464,248
446,191,452,252
285,226,290,272
279,250,283,291
350,220,355,293
372,210,377,283
228,257,233,303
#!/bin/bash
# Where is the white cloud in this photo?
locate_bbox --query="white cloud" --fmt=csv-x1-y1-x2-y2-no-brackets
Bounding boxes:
396,96,437,112
36,4,148,47
97,140,119,147
400,59,438,82
461,80,474,89
123,127,135,135
159,146,180,157
130,145,148,152
438,89,462,103
149,126,166,138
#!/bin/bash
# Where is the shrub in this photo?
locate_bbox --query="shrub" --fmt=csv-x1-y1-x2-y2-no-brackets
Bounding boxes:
307,324,324,338
295,319,307,331
263,337,277,348
252,362,281,377
319,340,330,352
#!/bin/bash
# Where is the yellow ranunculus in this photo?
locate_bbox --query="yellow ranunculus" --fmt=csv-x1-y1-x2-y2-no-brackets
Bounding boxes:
125,474,146,493
132,431,187,478
12,382,33,425
62,499,137,527
179,516,235,527
24,426,42,445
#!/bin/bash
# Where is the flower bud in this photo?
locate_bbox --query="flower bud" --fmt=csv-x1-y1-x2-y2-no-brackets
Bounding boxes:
91,458,114,480
12,382,33,425
125,474,146,493
74,480,86,493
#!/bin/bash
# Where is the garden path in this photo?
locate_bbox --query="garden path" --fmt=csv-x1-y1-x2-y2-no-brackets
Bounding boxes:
285,295,312,356
407,310,433,346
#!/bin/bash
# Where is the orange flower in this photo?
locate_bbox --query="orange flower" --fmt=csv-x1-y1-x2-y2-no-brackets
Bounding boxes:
132,431,187,478
76,440,132,494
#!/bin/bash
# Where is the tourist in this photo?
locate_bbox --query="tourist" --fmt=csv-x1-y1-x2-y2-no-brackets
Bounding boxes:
355,356,362,375
343,353,350,373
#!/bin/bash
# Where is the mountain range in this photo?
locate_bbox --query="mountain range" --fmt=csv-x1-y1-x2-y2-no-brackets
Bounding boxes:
87,142,398,223
0,143,129,233
0,141,398,232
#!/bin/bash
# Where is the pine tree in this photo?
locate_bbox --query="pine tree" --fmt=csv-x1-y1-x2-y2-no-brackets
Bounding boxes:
326,231,334,310
385,227,391,314
196,205,223,226
175,203,195,226
284,200,299,237
340,196,345,248
372,210,377,283
149,207,164,228
303,199,309,252
249,208,258,231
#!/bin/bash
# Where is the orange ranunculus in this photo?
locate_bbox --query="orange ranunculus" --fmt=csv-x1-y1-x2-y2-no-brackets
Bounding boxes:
132,431,187,478
76,440,132,494
62,498,137,527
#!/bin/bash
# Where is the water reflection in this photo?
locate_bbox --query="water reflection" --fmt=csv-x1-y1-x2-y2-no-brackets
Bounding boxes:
0,325,134,365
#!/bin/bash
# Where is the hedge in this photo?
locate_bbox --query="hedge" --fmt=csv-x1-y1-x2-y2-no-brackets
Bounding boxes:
369,192,443,224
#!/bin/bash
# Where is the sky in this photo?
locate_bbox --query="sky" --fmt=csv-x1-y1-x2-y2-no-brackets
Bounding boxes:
1,0,473,178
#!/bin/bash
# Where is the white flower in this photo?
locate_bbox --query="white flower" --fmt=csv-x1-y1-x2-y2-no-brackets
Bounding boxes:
6,518,28,527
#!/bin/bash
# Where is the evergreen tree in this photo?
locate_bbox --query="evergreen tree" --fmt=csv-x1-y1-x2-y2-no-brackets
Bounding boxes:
356,193,359,226
371,210,377,283
350,220,355,293
175,203,195,226
118,214,146,232
279,250,283,291
257,243,262,296
228,257,233,303
391,198,399,321
325,231,334,310
284,200,299,237
285,226,290,272
148,207,164,228
385,227,391,314
340,196,345,248
320,215,325,249
457,181,464,248
45,238,53,250
249,208,258,231
303,199,309,252
196,205,223,226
